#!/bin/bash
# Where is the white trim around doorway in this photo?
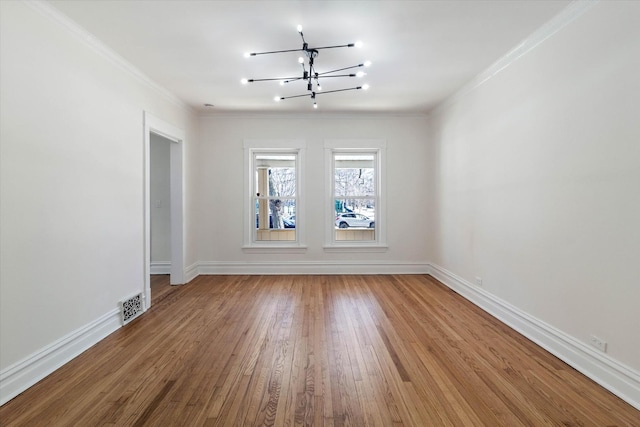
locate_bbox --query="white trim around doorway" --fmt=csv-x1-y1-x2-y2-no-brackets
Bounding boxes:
143,112,185,309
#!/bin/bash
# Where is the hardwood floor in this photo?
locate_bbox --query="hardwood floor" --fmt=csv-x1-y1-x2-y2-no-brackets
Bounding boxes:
1,275,637,426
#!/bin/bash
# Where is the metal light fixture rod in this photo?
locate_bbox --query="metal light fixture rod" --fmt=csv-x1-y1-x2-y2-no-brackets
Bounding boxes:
279,86,363,101
305,43,356,50
278,93,311,100
317,64,366,76
246,73,356,83
246,77,302,83
248,48,303,56
314,86,363,96
314,74,357,79
247,44,355,57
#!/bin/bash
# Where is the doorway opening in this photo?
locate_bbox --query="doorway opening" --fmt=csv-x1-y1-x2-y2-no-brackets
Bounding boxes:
150,133,172,300
144,112,185,310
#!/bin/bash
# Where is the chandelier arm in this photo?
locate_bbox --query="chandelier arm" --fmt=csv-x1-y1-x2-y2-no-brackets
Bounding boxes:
249,48,305,56
316,64,364,76
283,77,305,84
314,74,356,78
313,86,363,96
246,77,302,82
310,43,356,50
280,93,315,100
249,74,355,83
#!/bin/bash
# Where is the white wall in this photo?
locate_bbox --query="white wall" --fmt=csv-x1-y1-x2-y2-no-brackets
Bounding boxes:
150,134,172,264
0,1,198,401
197,114,430,272
428,0,639,376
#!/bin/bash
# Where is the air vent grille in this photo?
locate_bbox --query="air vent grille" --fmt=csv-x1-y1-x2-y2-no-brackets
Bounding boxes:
120,293,143,325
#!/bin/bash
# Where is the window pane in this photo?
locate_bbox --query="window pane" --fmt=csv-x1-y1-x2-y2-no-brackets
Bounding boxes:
268,167,296,197
334,154,374,197
255,155,296,197
334,198,375,241
335,198,375,218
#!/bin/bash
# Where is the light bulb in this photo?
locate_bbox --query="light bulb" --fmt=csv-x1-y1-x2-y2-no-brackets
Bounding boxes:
364,60,372,67
354,40,364,48
313,102,318,109
356,71,365,78
362,84,370,90
297,25,303,32
243,52,250,58
274,96,281,102
298,57,305,64
280,81,285,86
241,78,248,85
317,85,322,91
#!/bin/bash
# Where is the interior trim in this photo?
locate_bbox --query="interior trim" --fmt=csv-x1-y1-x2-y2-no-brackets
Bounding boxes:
428,262,640,411
435,0,599,112
150,261,171,275
24,0,191,112
0,309,121,406
196,261,430,275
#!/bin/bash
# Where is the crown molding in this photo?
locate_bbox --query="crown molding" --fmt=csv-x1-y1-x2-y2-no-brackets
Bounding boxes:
24,0,194,114
199,111,429,120
435,0,600,113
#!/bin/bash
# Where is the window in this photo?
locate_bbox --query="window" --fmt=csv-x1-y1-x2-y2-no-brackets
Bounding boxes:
254,153,296,242
325,140,387,250
334,153,376,240
243,140,306,251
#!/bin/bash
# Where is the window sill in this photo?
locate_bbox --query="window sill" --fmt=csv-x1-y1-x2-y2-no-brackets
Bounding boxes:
323,245,388,253
242,245,308,254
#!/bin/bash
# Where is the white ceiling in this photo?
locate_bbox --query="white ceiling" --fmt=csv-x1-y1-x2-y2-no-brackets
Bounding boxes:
48,0,570,114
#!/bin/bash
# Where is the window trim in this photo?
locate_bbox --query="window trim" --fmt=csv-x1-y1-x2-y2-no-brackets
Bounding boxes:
243,139,307,252
324,139,387,252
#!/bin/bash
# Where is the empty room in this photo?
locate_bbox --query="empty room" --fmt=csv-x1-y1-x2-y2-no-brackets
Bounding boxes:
1,0,638,425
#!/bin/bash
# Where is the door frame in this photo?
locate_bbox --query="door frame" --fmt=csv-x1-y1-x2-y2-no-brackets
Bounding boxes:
143,111,185,309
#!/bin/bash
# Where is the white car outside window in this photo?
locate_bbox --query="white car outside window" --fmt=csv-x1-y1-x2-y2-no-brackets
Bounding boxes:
335,213,375,228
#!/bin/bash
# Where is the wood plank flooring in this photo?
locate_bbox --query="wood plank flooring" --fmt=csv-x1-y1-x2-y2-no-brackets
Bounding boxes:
1,275,638,426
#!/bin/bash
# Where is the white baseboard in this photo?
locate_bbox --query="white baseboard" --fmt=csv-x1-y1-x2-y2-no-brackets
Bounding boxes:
428,263,640,411
0,308,121,406
184,262,199,283
197,260,431,275
150,261,171,275
151,262,198,284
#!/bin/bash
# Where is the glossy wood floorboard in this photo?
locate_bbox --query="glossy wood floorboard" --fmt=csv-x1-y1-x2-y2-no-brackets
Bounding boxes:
1,275,637,426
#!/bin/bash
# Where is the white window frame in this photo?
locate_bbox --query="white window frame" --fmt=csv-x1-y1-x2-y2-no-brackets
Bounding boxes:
324,139,387,252
243,140,306,253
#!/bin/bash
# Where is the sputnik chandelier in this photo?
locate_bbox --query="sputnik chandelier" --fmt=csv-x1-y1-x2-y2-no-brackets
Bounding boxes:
241,25,371,109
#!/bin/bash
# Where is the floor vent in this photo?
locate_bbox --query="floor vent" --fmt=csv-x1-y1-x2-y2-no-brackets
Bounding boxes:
120,293,143,325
